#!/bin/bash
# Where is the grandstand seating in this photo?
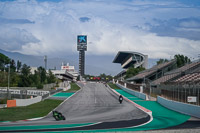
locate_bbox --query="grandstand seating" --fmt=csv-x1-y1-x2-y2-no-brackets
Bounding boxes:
152,61,200,85
175,73,200,83
127,60,176,82
152,73,179,85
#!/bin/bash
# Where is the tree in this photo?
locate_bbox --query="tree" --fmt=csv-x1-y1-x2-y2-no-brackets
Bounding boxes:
18,64,31,87
99,73,106,80
0,53,10,71
47,70,56,84
157,59,169,65
10,59,16,72
17,60,22,72
174,54,191,68
30,70,40,87
38,66,47,84
125,67,145,79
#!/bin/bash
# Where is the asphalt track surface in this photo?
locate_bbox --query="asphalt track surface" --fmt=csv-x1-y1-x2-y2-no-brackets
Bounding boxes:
0,82,150,132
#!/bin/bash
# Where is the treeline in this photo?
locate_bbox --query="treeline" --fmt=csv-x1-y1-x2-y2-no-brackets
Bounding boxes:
0,53,56,89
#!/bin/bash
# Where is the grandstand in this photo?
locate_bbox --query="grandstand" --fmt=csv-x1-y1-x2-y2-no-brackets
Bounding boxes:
51,69,73,81
152,61,200,85
175,72,200,83
114,70,127,80
113,51,148,80
126,60,176,83
113,51,148,69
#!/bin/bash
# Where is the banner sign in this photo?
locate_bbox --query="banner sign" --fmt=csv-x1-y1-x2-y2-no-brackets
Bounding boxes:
187,96,197,102
77,35,87,51
0,89,49,96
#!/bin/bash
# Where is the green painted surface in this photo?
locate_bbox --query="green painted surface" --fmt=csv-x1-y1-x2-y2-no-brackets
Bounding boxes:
116,89,143,101
52,92,74,97
0,123,94,131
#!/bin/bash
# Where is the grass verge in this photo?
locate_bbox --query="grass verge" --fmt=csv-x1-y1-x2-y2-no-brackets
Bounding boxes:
66,82,80,92
108,82,121,89
0,99,63,121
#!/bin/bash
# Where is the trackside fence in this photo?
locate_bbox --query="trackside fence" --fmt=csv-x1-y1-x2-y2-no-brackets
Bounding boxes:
159,82,200,106
118,81,141,92
118,80,159,98
116,83,147,100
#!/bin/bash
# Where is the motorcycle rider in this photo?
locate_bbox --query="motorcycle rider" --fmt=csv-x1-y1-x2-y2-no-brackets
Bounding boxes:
53,110,65,121
119,95,123,104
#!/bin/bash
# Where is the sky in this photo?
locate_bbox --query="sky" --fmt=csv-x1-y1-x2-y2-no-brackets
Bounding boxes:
0,0,200,60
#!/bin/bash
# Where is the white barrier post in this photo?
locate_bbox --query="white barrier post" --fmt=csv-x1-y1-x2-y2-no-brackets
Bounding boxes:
140,86,143,93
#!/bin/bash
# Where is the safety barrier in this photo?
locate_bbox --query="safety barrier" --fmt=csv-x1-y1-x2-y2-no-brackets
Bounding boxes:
157,96,200,118
116,83,147,100
15,96,42,107
7,100,16,107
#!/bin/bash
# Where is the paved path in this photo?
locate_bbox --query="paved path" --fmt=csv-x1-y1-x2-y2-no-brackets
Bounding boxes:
47,82,148,124
0,82,150,132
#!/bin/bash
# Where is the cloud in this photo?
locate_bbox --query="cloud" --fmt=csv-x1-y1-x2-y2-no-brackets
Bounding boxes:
0,17,34,24
148,18,200,40
0,0,199,59
0,27,39,51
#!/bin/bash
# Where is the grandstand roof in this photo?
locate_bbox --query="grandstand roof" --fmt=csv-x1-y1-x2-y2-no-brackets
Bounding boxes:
113,51,145,63
113,51,148,69
127,60,176,81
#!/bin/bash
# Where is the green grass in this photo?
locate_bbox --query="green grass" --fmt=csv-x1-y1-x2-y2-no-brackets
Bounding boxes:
66,82,80,92
0,99,63,121
108,83,121,89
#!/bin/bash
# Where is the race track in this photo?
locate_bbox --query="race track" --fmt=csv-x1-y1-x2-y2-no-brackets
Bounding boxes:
0,82,150,132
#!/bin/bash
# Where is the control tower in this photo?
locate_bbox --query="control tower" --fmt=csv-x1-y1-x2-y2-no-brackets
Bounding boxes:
77,35,87,76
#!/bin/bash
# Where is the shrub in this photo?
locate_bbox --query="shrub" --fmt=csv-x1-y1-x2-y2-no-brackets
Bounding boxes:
37,83,43,89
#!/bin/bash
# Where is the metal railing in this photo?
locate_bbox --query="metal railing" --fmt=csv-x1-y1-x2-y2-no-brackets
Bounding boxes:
159,82,200,106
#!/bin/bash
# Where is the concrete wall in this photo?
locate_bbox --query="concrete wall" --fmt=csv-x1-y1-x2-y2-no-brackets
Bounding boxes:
0,89,49,96
0,87,36,90
43,83,56,90
0,83,56,91
59,81,71,91
116,83,147,100
157,96,200,118
16,96,42,106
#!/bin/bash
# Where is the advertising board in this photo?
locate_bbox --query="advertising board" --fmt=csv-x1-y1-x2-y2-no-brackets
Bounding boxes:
187,96,197,103
77,35,87,51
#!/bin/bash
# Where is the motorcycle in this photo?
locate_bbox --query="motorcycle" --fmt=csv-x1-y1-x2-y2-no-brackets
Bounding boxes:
52,111,65,121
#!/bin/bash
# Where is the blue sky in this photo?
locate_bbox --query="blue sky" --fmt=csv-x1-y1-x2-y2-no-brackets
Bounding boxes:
0,0,200,60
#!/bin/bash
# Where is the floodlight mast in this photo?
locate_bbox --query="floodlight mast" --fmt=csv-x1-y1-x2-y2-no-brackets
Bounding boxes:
44,55,47,70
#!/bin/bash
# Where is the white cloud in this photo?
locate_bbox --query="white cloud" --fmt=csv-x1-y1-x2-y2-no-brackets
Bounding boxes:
0,0,200,59
0,27,39,51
